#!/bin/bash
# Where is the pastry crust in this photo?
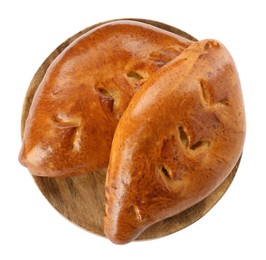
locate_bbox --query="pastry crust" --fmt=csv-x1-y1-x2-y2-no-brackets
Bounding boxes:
18,20,245,244
104,39,246,244
19,20,191,177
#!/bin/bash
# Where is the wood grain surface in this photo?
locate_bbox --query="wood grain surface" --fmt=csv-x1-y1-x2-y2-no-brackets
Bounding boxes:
21,18,241,241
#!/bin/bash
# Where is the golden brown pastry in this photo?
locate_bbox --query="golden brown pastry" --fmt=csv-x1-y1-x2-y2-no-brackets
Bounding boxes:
19,20,191,177
104,39,246,244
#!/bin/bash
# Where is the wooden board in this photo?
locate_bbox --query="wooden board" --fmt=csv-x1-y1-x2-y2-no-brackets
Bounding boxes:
21,18,241,241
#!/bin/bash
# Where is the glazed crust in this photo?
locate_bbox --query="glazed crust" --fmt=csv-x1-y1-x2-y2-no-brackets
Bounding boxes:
104,39,246,244
19,20,191,177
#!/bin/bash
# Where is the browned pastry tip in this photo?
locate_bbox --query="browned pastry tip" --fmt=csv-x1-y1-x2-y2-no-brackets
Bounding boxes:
104,39,246,244
19,20,192,177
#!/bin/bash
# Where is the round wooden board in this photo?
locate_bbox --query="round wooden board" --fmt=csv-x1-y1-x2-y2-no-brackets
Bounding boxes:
21,19,241,241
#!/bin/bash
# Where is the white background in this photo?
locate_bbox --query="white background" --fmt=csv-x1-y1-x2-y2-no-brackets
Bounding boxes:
1,0,265,259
